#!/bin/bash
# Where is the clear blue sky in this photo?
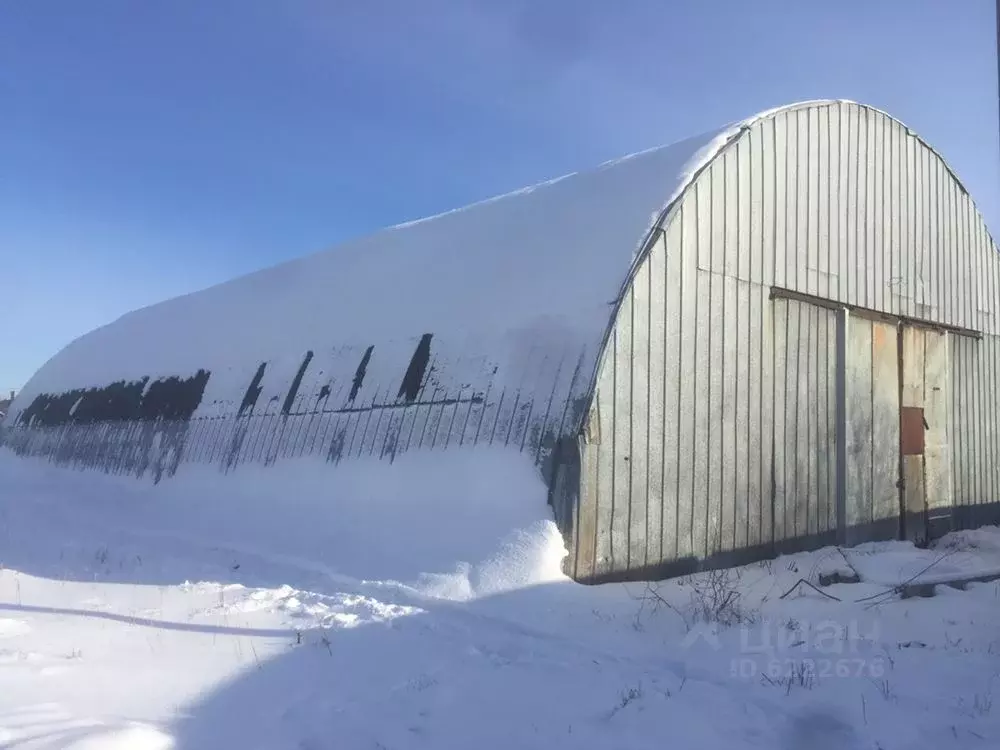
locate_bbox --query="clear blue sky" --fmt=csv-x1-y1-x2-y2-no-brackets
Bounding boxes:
2,0,998,394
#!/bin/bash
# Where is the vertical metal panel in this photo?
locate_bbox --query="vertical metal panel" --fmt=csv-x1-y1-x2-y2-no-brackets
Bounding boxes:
872,117,886,312
989,334,999,519
887,121,900,316
914,137,927,316
901,129,913,318
805,108,820,297
845,105,859,306
610,314,633,573
576,437,598,581
952,336,966,512
773,114,787,289
661,222,681,564
648,232,667,566
786,109,809,289
790,300,807,539
707,256,725,554
814,304,828,535
845,317,874,539
708,161,727,555
772,298,789,542
676,201,698,562
817,106,831,298
871,320,900,528
785,298,803,542
973,322,984,509
721,273,739,551
693,193,713,560
748,130,767,549
735,279,751,550
724,148,740,279
836,103,850,300
863,109,876,308
592,343,615,578
762,117,777,286
628,259,650,571
738,129,752,284
835,308,848,541
758,287,774,548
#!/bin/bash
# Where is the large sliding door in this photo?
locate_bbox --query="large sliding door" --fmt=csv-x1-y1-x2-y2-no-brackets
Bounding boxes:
843,316,901,544
772,290,956,549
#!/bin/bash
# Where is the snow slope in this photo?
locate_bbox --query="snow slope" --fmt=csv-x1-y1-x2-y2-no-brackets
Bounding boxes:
10,100,856,416
2,453,1000,749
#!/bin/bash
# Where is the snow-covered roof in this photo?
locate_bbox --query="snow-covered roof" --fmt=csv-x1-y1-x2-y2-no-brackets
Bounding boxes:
9,100,857,422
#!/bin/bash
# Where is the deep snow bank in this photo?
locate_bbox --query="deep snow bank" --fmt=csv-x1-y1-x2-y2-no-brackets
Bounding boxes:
0,448,566,599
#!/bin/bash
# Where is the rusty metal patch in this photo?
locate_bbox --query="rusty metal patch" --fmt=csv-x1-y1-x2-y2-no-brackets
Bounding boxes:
900,406,925,456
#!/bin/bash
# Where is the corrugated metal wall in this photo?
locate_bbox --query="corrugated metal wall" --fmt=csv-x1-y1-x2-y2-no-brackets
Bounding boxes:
951,333,1000,530
573,102,1000,582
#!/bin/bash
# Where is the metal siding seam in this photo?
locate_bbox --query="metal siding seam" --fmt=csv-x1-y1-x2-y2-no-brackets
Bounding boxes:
791,110,800,293
628,273,638,570
951,336,960,514
984,336,1000,518
658,232,672,565
849,107,859,306
724,149,738,552
858,109,867,309
767,117,777,287
693,182,708,560
934,159,943,318
860,109,879,307
889,116,897,314
872,115,881,312
955,339,964,511
610,326,618,572
964,198,973,330
919,141,928,316
799,110,810,295
679,199,697,561
646,239,655,567
957,179,966,328
786,299,798,543
836,104,846,303
904,130,913,318
726,145,751,549
975,329,984,508
950,172,959,328
751,128,764,547
674,205,686,562
785,112,795,291
705,169,716,557
808,304,818,536
776,298,789,542
942,172,951,325
771,298,782,545
829,104,840,302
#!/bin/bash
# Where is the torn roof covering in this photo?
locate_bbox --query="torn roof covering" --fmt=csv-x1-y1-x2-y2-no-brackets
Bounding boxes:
15,101,854,403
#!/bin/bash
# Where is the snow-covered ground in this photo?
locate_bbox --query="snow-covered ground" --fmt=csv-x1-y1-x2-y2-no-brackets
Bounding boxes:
1,451,1000,749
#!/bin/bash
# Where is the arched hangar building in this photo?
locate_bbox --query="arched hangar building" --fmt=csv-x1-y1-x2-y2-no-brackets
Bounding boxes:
4,101,999,583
